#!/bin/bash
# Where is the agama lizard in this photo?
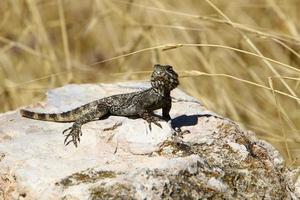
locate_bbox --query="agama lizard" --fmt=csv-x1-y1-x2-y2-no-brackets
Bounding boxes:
20,64,179,147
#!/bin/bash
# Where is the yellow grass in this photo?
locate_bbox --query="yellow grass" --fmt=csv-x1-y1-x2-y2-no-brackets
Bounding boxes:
1,0,300,166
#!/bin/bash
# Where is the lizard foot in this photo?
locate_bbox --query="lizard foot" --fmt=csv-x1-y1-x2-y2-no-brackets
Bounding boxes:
174,127,190,138
146,116,162,131
63,123,82,147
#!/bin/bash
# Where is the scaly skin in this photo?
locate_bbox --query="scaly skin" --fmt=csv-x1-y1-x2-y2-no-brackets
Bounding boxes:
20,64,179,147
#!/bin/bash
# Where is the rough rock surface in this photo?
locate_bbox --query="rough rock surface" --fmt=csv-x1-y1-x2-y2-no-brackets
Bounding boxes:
0,82,299,200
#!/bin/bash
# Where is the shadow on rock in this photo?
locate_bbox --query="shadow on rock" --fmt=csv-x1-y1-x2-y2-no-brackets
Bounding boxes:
171,114,218,129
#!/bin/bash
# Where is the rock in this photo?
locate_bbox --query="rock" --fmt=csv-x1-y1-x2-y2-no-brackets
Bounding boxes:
0,82,299,199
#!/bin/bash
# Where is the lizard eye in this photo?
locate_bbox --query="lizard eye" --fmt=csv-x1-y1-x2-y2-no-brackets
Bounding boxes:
166,65,173,71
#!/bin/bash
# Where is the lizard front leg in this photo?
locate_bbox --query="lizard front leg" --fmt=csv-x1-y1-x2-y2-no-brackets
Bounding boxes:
162,96,172,121
63,104,108,147
139,110,162,130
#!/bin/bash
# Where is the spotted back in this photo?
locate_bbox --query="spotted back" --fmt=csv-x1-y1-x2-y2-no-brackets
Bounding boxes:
151,64,179,92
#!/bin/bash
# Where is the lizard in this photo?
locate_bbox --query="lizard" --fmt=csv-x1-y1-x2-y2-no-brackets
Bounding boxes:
20,64,179,147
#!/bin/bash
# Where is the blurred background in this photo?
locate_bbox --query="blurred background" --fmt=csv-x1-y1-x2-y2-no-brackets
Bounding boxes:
1,0,300,165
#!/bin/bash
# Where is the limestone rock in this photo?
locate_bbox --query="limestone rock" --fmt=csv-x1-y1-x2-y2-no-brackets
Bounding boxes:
0,82,299,199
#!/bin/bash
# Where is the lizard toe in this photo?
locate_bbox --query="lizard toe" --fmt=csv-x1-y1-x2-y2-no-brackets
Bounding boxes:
153,121,162,129
62,127,72,135
148,123,152,131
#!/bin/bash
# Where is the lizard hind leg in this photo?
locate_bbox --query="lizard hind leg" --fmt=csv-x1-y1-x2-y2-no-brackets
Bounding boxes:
63,105,109,147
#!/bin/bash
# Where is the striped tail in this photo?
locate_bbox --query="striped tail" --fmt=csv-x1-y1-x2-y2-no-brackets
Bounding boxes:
20,101,99,122
20,109,78,122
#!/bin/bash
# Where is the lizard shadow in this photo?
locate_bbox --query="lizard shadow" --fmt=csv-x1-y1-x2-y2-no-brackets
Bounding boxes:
170,114,218,129
99,113,219,130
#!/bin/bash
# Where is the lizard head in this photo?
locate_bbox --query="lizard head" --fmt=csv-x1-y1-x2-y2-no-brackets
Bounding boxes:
151,64,179,92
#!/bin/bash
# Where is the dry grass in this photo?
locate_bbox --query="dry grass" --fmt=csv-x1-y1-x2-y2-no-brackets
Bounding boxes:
1,0,300,166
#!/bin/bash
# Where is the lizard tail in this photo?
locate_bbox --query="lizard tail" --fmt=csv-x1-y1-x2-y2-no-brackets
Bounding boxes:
20,109,77,122
20,101,99,122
